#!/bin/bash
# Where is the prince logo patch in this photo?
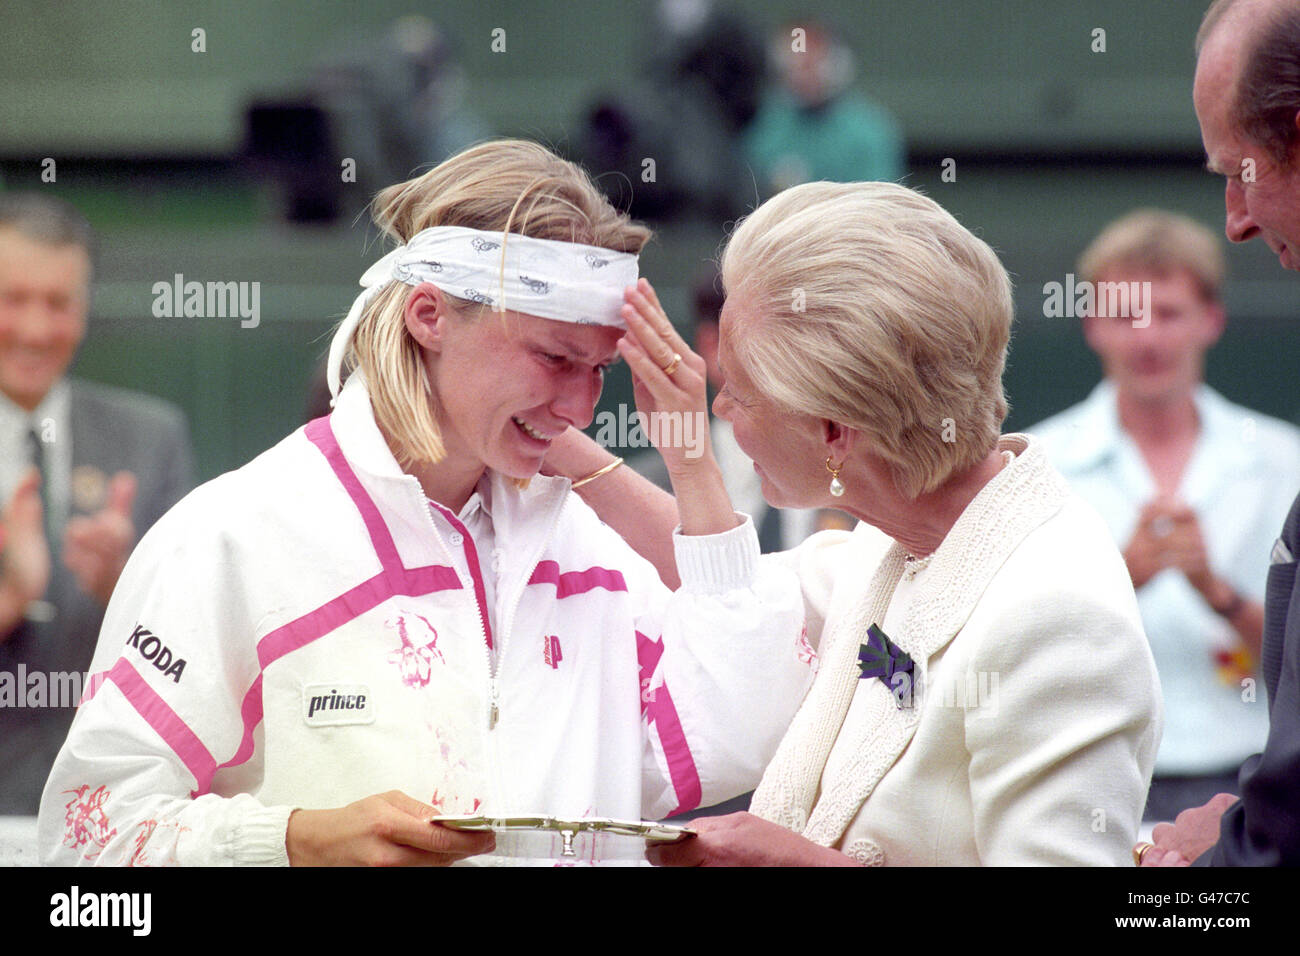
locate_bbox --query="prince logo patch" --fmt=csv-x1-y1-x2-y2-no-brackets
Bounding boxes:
543,634,563,669
302,683,375,727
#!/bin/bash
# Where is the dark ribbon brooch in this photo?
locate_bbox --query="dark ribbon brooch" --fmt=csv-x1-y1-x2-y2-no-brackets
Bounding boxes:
858,623,914,709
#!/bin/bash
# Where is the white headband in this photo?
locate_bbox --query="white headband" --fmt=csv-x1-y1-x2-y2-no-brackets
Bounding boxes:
326,225,639,398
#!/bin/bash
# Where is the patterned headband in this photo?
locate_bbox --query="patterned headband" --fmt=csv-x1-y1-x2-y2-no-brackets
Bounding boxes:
326,225,639,398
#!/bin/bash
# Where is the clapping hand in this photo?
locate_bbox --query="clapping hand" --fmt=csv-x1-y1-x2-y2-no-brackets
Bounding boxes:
0,467,51,636
63,470,136,606
1124,497,1212,590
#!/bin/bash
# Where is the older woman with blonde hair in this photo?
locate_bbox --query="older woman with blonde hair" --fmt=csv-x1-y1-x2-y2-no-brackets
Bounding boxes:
37,140,813,866
554,180,1163,865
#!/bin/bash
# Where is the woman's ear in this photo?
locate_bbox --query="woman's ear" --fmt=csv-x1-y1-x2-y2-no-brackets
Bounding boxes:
404,283,452,352
822,419,857,462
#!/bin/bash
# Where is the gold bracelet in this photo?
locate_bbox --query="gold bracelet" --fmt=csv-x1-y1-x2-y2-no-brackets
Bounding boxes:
570,456,624,489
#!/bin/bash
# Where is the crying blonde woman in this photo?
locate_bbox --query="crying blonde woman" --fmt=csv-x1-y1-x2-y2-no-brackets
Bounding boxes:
39,140,814,867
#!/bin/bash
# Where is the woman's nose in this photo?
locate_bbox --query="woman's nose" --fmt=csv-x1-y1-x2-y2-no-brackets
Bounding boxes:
549,367,601,429
712,390,732,421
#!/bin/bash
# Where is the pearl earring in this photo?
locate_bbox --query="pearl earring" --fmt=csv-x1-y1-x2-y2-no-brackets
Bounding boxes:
825,456,845,497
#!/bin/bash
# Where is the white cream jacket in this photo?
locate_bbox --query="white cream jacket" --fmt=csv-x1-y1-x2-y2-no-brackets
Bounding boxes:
38,379,811,866
751,436,1163,865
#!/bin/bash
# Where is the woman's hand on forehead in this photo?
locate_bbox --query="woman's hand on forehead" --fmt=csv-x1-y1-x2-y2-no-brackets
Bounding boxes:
617,279,712,476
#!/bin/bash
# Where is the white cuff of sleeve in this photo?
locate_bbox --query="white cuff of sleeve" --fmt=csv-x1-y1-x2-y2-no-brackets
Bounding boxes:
232,804,297,866
672,513,759,595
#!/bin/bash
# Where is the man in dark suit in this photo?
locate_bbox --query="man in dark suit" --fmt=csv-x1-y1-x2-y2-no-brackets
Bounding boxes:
1141,0,1300,865
0,193,193,813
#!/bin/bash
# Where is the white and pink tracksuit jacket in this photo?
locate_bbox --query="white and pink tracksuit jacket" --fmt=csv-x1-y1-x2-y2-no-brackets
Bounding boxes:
37,378,813,866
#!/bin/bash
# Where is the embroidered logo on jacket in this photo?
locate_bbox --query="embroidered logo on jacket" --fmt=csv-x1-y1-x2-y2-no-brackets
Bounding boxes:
795,624,819,674
543,634,562,669
61,784,117,861
385,613,444,688
125,624,187,683
302,683,375,726
128,819,189,867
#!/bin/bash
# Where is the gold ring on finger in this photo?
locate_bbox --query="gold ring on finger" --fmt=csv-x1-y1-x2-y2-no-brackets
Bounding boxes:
662,352,682,376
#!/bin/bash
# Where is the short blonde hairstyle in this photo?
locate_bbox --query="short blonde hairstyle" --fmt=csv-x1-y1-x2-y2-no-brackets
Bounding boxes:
347,139,651,467
1078,208,1225,301
719,181,1012,500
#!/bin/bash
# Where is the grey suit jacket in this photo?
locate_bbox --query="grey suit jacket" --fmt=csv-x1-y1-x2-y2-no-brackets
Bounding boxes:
1200,491,1300,865
0,378,193,813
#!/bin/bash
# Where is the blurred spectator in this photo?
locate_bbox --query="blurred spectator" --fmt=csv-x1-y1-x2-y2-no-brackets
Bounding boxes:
1030,209,1300,821
577,0,765,221
744,20,904,196
247,16,491,223
314,17,491,192
0,193,194,813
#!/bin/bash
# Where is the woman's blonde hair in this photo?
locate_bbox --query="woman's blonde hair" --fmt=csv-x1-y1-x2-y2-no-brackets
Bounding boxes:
719,181,1012,499
347,139,651,467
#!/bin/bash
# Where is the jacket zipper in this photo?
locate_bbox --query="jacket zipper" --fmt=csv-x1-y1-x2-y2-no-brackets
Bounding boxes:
417,493,498,729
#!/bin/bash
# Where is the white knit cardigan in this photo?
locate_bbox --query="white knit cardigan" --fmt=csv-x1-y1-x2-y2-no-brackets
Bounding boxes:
750,435,1163,865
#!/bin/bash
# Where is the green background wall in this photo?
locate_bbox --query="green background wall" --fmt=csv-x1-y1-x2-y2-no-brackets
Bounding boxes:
3,0,1297,480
